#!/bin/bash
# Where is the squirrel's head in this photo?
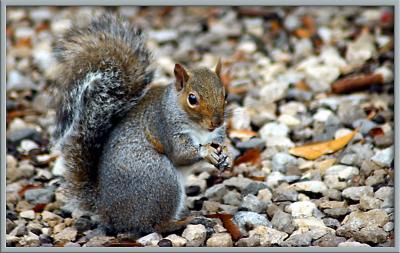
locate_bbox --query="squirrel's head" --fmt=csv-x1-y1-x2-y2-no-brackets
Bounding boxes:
174,60,226,132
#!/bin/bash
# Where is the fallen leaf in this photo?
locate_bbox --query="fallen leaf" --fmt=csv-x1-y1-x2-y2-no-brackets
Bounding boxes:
206,213,241,241
33,203,47,212
109,242,144,247
289,130,357,160
250,175,266,181
228,129,257,140
369,127,384,137
18,184,43,198
234,148,261,166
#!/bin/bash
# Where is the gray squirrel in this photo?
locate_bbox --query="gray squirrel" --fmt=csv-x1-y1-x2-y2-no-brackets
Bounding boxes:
51,14,230,236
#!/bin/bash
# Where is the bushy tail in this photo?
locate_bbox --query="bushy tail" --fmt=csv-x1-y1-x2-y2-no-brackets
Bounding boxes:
51,13,153,211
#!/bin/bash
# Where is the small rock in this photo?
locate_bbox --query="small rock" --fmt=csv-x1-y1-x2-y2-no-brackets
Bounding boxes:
206,233,233,247
322,189,342,201
64,242,81,247
240,194,267,213
313,234,346,247
375,186,394,208
371,146,393,167
54,227,78,244
242,182,267,196
165,234,187,247
149,29,178,43
249,226,288,246
383,222,394,232
338,102,367,126
359,196,382,210
323,218,341,229
325,165,359,180
290,181,327,194
281,232,312,247
41,211,63,223
24,188,55,204
223,191,242,206
85,236,114,247
342,186,373,201
236,138,266,150
204,184,227,202
353,227,388,244
182,224,207,247
10,223,27,236
338,209,389,237
233,211,272,232
158,239,173,247
137,232,162,246
236,236,261,247
223,176,253,191
272,153,297,173
20,210,35,220
287,201,316,218
271,209,295,234
272,186,298,202
338,241,371,247
259,122,289,140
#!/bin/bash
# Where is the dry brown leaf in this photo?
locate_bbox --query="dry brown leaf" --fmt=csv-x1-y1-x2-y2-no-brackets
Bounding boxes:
109,242,143,247
228,129,257,140
234,148,261,166
289,131,357,160
18,184,43,198
205,213,241,241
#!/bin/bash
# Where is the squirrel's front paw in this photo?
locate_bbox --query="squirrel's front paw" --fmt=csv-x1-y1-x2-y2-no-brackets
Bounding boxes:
200,143,231,170
200,144,220,166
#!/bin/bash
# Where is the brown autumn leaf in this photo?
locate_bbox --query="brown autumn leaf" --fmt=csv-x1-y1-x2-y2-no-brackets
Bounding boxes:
18,184,43,198
250,175,266,181
205,213,241,241
228,129,257,140
234,148,261,166
33,203,47,212
109,242,144,247
369,127,384,137
289,130,357,160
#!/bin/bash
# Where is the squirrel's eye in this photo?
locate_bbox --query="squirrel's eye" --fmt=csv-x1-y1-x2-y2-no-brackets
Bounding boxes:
188,93,198,106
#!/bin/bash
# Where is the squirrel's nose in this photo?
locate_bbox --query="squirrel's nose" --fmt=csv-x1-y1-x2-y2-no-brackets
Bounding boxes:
209,117,222,130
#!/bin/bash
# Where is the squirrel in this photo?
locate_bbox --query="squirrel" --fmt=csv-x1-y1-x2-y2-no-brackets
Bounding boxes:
51,14,230,236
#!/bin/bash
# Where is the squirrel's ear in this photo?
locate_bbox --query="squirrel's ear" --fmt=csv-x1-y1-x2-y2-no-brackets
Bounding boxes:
215,58,222,78
174,63,189,91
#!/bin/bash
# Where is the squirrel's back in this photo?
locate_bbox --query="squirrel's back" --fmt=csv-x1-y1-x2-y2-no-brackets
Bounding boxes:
52,13,154,211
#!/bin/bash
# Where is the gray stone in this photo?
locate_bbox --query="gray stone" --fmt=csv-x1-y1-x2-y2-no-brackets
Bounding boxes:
182,224,207,247
325,165,359,180
323,208,349,218
375,186,394,208
54,227,78,244
223,190,242,206
313,234,346,247
271,209,295,234
338,241,371,247
280,232,312,247
338,102,367,126
204,184,228,202
236,236,261,247
206,233,233,247
323,218,340,229
371,146,394,167
359,196,382,210
353,227,388,244
383,222,394,232
240,194,267,213
242,182,267,196
322,189,342,201
290,181,327,193
365,170,386,186
223,177,253,191
233,211,272,232
342,186,373,201
249,226,288,246
236,138,266,150
165,234,187,247
272,153,297,173
272,187,298,202
24,188,55,204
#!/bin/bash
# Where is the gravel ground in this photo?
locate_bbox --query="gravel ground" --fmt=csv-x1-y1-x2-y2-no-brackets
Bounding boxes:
6,6,394,247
